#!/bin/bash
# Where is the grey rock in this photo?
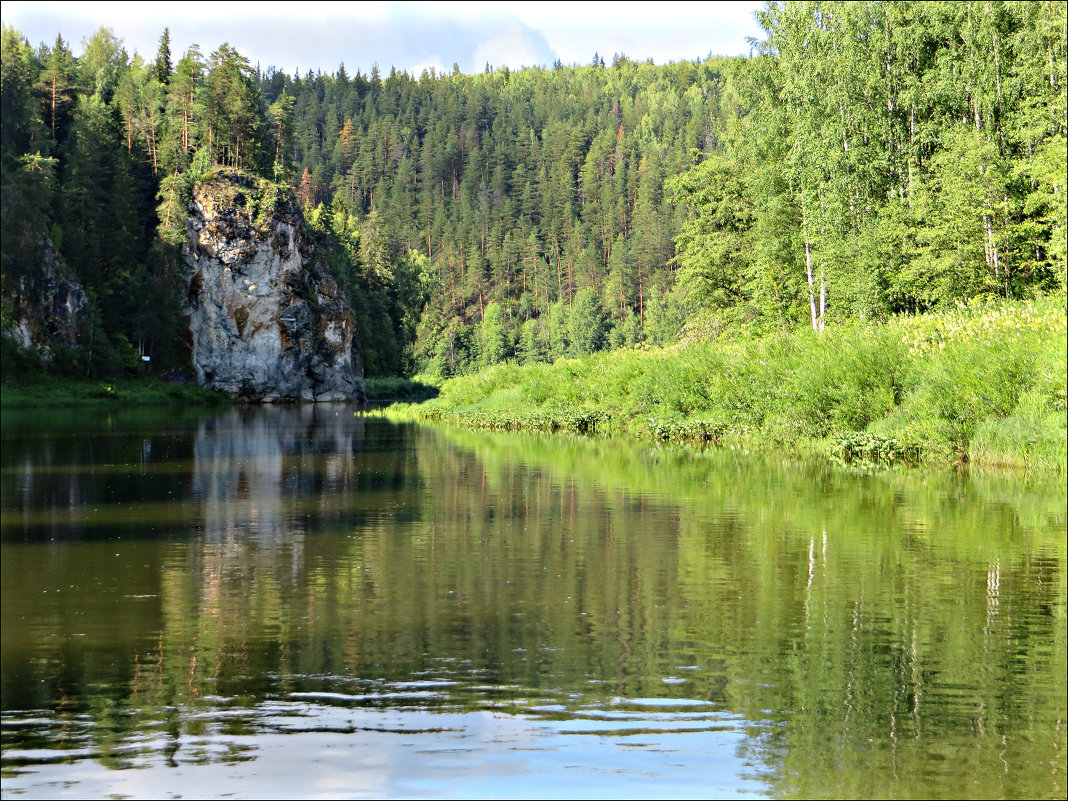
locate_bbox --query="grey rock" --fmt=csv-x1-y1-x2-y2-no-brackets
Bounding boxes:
3,234,88,363
182,168,366,403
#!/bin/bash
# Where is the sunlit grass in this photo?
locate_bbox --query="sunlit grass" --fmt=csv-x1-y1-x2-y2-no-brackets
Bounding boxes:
387,293,1067,471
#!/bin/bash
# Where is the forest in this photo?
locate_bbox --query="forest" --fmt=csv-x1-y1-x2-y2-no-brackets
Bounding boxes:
1,1,1065,381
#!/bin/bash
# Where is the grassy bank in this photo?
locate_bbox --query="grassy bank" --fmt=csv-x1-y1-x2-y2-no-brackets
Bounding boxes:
0,375,231,408
386,294,1067,471
0,374,437,408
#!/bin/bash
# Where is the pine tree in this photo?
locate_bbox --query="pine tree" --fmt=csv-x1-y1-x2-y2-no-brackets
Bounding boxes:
154,28,172,85
1,27,45,158
36,35,75,144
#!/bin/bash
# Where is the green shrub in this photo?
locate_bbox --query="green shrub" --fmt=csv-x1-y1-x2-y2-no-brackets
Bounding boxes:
830,432,923,465
392,294,1066,472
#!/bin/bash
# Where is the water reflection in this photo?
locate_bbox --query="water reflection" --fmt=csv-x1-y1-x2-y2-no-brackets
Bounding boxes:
1,408,1065,798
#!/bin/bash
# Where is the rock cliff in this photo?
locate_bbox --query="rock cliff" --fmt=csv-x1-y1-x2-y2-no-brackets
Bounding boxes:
3,234,88,363
182,168,365,402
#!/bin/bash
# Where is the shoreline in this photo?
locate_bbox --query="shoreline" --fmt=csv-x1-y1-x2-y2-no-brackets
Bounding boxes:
0,376,436,409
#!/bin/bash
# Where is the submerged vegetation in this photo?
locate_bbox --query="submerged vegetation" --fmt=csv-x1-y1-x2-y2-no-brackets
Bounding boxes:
388,294,1067,471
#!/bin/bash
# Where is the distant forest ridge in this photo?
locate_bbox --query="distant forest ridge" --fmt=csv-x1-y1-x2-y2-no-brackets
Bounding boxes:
1,1,1064,378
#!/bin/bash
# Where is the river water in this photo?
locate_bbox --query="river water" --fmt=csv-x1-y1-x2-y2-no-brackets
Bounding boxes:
1,405,1064,799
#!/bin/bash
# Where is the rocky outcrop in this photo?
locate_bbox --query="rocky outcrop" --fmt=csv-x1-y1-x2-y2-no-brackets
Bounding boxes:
3,234,88,362
182,168,365,402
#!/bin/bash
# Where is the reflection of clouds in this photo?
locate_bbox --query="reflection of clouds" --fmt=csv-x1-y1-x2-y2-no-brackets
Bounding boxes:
1,703,756,799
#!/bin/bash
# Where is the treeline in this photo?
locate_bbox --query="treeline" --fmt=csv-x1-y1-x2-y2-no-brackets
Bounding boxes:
1,1,1065,380
0,21,738,376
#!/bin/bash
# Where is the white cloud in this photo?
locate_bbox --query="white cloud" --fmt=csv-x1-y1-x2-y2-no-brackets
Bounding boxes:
472,21,554,70
0,0,764,76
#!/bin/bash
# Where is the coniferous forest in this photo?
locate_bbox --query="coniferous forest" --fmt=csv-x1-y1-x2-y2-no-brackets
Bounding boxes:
1,1,1065,381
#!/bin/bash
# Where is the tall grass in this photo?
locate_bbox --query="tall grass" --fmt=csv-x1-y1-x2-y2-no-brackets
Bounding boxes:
393,294,1067,471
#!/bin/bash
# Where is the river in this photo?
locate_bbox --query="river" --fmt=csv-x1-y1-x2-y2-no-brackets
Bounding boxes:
1,405,1064,799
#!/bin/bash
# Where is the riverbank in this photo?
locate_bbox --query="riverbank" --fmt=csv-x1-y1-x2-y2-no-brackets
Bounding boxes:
0,374,232,408
385,294,1067,471
0,373,437,408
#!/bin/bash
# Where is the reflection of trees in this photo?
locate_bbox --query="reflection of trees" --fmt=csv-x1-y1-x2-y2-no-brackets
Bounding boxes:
0,408,205,541
2,414,1064,795
332,425,689,696
431,429,1066,798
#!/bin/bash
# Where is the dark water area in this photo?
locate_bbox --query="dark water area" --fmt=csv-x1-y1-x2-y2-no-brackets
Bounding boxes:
1,405,1065,799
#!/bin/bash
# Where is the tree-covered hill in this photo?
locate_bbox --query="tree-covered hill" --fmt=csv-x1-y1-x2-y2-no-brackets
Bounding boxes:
270,52,741,375
2,1,1064,381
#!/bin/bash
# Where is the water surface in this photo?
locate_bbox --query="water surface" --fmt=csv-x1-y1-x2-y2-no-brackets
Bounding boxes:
1,406,1065,798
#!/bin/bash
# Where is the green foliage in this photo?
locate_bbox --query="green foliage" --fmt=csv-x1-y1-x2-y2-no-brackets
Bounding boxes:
568,288,607,356
2,7,1065,384
0,371,230,407
547,299,570,360
398,295,1067,472
517,317,548,365
479,301,509,367
674,1,1067,327
363,376,439,403
668,154,754,310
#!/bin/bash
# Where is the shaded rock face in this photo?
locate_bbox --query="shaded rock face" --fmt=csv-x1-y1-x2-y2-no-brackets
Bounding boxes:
4,235,88,362
183,169,365,402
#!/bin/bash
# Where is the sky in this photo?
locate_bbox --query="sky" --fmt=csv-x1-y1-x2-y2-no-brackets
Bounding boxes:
1,1,766,77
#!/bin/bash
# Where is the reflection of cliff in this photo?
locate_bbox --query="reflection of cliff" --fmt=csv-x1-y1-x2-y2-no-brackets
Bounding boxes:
189,404,374,616
165,408,426,697
193,404,367,541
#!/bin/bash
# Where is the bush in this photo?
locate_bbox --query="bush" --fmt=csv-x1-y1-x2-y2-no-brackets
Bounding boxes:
394,294,1067,471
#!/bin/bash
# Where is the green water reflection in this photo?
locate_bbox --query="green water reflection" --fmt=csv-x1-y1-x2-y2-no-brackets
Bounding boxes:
1,407,1065,798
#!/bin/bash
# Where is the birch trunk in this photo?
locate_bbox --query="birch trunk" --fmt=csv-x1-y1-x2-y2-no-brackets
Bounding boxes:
819,269,827,331
806,241,819,332
983,210,1000,279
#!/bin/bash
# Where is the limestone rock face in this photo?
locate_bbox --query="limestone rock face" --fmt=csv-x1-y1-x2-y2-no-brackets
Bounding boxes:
4,235,88,362
182,168,365,402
